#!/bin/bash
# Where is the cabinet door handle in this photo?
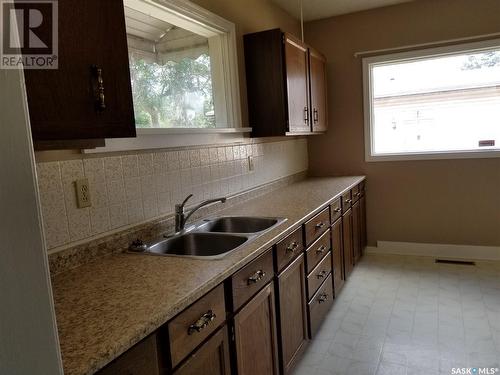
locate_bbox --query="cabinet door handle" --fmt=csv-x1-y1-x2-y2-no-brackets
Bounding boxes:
316,245,326,254
315,222,326,229
317,270,328,279
188,310,216,335
247,270,266,285
286,241,299,253
318,293,329,303
303,107,309,123
314,108,319,123
91,65,106,111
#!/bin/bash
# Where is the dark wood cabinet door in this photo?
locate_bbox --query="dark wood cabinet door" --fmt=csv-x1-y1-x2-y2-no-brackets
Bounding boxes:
309,49,327,133
284,34,310,134
234,282,279,375
277,254,308,374
331,218,344,295
173,327,231,375
342,209,354,279
360,195,367,249
23,0,135,141
352,201,361,264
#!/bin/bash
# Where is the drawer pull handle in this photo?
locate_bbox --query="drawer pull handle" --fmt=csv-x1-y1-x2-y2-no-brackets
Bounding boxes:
316,245,326,254
333,207,341,213
188,310,216,335
345,199,352,204
318,293,329,303
317,270,328,279
315,222,326,229
91,65,106,111
286,241,299,253
248,270,266,285
355,192,361,197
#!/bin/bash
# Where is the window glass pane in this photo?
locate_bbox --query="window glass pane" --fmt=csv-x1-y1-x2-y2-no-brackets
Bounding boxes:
371,49,500,154
125,8,215,129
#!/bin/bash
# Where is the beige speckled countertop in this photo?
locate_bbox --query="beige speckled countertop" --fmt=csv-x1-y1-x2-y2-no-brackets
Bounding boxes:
51,176,365,375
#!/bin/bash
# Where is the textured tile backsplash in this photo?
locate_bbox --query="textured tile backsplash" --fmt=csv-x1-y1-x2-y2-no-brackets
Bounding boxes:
36,139,308,251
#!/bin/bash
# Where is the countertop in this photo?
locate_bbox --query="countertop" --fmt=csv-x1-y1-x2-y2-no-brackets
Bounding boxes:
51,176,365,375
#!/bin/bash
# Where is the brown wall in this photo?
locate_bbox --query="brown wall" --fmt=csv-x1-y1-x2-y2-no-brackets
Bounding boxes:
191,0,299,127
305,0,500,247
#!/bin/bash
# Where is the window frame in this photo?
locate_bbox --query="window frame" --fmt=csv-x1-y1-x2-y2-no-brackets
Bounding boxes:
363,38,500,162
87,0,248,153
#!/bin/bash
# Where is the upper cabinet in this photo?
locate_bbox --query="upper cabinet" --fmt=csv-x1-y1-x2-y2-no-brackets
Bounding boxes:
244,29,328,137
21,0,136,146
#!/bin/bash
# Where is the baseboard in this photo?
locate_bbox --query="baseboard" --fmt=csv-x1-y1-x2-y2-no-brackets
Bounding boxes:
365,241,500,261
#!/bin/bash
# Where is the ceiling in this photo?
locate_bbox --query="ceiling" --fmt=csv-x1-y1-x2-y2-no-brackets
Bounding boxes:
272,0,414,21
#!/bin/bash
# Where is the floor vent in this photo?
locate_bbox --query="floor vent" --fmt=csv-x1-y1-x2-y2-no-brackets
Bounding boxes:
435,259,476,266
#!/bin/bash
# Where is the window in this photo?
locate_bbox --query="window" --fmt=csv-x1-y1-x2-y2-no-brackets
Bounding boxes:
363,39,500,161
123,0,242,132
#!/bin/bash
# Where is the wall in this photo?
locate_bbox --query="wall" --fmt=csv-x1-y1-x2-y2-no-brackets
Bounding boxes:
305,0,500,247
39,139,308,250
34,0,307,252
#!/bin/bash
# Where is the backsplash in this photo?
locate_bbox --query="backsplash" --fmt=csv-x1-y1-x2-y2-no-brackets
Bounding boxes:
36,139,308,251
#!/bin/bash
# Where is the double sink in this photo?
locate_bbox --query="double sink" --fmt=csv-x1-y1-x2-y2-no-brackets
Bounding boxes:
139,216,285,260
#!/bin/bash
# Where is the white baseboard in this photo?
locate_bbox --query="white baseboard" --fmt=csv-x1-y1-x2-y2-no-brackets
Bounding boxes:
365,241,500,261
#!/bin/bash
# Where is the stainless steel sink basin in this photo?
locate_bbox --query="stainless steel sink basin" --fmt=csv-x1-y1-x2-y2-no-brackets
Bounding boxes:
147,232,248,259
196,216,283,234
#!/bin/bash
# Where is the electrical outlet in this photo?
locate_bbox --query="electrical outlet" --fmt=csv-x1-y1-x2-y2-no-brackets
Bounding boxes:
75,178,92,208
248,156,254,171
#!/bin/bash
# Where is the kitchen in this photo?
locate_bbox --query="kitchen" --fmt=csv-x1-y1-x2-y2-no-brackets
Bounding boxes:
1,0,499,375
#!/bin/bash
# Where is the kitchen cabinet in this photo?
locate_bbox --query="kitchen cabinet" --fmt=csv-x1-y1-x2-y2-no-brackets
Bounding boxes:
342,208,354,279
309,48,328,133
360,195,367,249
244,29,328,137
276,254,308,374
233,282,279,375
22,0,135,148
173,327,231,375
96,334,160,375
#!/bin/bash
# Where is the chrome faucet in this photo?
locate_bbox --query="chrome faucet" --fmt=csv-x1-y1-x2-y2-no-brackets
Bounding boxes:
175,194,227,232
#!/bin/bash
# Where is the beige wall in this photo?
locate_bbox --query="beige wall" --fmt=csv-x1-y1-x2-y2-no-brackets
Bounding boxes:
305,0,500,247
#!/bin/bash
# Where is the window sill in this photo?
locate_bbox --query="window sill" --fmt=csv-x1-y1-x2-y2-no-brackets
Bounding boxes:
366,149,500,162
84,127,252,153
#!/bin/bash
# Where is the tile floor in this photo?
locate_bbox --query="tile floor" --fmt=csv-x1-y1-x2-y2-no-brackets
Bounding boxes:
293,254,500,375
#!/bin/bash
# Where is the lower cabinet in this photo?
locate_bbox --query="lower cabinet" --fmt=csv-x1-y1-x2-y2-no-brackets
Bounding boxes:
277,254,308,374
173,327,231,375
96,334,161,375
342,208,354,279
95,181,367,375
331,218,344,295
233,282,279,375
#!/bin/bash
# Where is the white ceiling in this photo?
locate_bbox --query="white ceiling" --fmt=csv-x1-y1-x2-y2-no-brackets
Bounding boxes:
272,0,414,21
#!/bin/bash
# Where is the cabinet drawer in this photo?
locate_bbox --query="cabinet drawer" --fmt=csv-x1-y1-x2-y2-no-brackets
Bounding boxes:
342,190,352,213
275,227,304,273
307,252,332,299
330,197,341,224
304,207,330,246
306,229,331,273
308,274,334,337
232,249,274,311
168,284,226,368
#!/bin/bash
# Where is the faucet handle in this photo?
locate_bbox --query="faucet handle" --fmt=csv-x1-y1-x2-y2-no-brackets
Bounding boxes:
177,194,194,211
